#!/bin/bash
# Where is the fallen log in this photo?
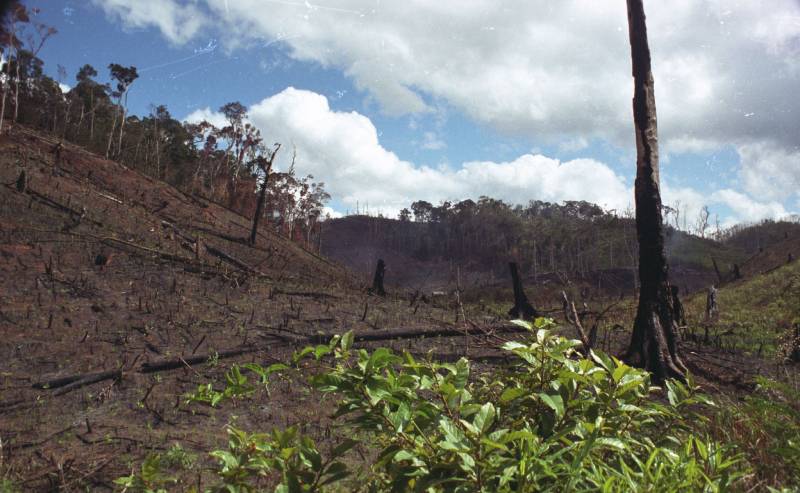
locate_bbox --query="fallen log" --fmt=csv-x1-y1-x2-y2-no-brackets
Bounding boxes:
140,346,259,373
53,369,122,396
32,324,533,396
307,324,529,345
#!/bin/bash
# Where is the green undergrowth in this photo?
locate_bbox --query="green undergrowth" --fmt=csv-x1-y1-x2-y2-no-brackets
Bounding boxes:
685,260,800,356
709,377,800,489
116,318,756,492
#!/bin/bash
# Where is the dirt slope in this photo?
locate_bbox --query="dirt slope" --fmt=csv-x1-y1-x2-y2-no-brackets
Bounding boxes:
0,125,467,490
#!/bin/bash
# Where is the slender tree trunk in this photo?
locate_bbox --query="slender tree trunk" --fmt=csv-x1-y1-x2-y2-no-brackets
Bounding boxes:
117,107,127,158
13,51,20,121
623,0,686,383
249,172,271,245
89,90,95,140
0,46,13,134
106,106,118,159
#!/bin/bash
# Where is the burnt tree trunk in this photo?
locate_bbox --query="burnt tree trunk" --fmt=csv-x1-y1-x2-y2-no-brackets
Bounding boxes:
249,144,280,245
370,259,386,296
508,262,537,320
623,0,686,383
249,171,271,245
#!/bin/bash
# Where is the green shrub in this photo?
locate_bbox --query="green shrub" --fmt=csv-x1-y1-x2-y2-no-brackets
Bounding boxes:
119,318,746,491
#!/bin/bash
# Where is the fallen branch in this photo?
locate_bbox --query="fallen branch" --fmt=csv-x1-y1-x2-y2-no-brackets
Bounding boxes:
52,369,122,396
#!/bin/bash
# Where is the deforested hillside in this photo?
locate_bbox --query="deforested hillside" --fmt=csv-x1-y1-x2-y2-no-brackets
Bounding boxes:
0,124,477,488
321,208,746,297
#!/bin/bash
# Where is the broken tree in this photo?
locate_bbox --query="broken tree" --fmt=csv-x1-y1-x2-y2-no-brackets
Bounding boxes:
623,0,687,383
508,261,538,320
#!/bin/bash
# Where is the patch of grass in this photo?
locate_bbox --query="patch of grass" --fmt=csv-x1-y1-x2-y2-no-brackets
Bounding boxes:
685,261,800,356
709,376,800,488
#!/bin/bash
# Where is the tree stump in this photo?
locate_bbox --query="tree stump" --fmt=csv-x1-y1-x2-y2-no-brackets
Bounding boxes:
370,259,386,296
705,285,718,320
507,262,537,320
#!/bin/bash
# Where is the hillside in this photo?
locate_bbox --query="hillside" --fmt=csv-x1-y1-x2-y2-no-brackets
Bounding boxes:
321,213,746,299
0,124,471,489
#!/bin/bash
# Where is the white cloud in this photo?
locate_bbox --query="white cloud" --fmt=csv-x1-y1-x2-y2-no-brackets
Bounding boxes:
186,88,632,216
420,132,446,151
662,183,791,229
736,142,800,203
320,206,343,220
58,83,71,94
184,106,229,129
104,0,800,148
710,189,790,225
92,0,206,44
558,137,589,153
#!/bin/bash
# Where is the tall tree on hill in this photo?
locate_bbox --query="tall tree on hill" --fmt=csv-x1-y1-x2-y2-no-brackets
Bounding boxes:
0,1,26,134
105,63,138,158
249,143,281,245
623,0,687,383
75,64,100,140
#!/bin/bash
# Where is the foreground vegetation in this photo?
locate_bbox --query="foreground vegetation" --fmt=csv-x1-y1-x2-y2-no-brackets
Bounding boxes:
107,319,794,492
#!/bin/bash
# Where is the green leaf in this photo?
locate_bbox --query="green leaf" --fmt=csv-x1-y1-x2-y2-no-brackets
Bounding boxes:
500,387,526,403
331,438,359,458
340,331,354,351
538,393,564,418
473,402,496,434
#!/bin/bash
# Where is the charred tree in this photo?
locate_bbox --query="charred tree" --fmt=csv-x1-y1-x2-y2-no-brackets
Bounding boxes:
670,286,686,327
370,259,386,296
508,261,538,320
623,0,687,383
249,143,281,245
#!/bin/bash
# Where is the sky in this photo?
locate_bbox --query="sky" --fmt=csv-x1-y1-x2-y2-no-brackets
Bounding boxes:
31,0,800,228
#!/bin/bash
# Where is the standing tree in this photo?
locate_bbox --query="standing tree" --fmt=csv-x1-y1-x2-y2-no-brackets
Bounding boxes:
623,0,687,383
0,1,27,134
105,63,138,158
249,143,281,245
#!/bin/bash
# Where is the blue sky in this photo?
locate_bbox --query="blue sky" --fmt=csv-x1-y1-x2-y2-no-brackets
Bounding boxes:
32,1,800,227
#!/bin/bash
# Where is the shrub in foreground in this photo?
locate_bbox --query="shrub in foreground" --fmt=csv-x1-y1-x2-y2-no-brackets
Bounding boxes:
118,319,744,492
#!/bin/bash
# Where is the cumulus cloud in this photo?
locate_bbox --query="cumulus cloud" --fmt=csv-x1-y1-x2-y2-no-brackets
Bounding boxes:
736,142,800,203
184,106,229,129
91,0,206,44
186,88,632,216
58,83,71,94
96,1,800,146
662,183,791,229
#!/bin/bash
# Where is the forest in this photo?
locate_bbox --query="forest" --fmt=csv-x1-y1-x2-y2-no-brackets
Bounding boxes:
1,1,799,492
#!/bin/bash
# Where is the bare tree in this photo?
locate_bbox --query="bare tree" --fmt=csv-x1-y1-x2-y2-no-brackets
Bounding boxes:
623,0,687,383
249,143,282,245
695,205,710,238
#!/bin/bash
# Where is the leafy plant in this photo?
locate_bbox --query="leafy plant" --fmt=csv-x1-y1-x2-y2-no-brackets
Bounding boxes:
185,363,289,407
114,444,196,493
711,376,800,487
166,318,744,492
208,426,352,493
